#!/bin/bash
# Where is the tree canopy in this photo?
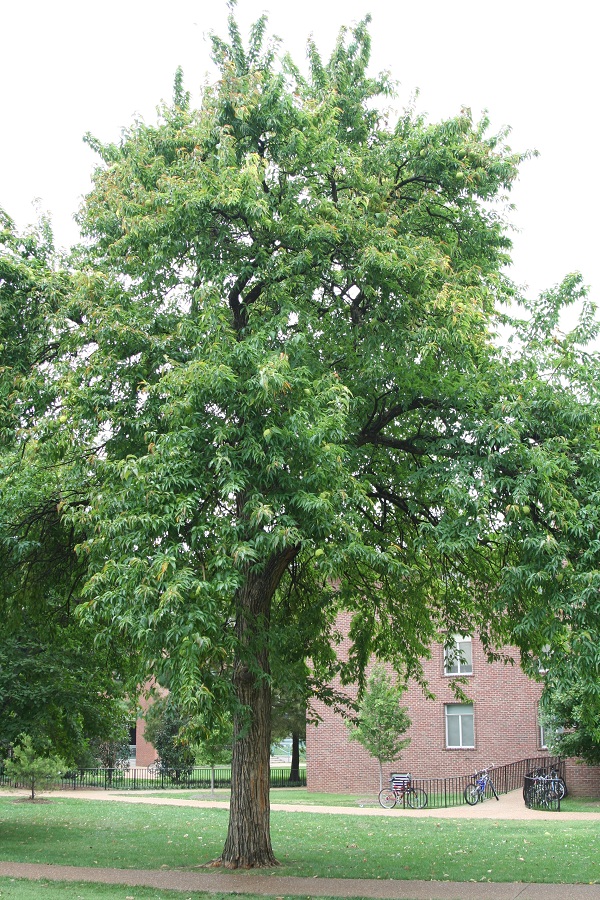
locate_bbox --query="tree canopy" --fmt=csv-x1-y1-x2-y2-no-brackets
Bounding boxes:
1,8,599,867
541,675,600,766
0,211,137,763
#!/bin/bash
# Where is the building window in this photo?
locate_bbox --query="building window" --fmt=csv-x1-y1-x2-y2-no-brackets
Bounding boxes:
444,635,473,675
537,644,551,675
445,703,474,748
128,724,137,764
538,717,563,751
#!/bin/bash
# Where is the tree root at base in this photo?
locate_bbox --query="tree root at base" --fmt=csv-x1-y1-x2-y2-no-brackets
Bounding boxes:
204,856,280,869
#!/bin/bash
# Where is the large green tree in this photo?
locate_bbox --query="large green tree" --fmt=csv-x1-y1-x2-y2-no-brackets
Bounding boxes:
6,10,599,868
0,210,137,763
0,630,133,764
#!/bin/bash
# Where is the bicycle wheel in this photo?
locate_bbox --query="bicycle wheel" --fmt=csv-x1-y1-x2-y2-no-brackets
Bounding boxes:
553,778,566,800
406,788,428,809
539,785,559,810
378,789,397,809
463,783,480,805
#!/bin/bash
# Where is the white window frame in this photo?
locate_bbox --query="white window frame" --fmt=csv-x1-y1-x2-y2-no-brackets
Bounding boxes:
538,719,563,750
444,634,473,676
128,723,137,767
445,703,475,749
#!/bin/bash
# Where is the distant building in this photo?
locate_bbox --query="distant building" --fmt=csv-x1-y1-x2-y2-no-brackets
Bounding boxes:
128,691,159,768
306,614,600,797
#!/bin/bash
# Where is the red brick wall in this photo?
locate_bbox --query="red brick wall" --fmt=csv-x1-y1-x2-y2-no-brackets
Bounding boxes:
306,615,548,794
132,689,162,768
564,761,600,798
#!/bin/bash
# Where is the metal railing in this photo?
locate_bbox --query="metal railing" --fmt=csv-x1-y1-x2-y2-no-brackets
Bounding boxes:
0,764,306,792
523,762,566,812
406,756,564,809
523,774,562,811
2,757,562,806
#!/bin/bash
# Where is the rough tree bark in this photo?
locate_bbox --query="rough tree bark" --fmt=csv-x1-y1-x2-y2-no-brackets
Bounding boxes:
219,548,298,868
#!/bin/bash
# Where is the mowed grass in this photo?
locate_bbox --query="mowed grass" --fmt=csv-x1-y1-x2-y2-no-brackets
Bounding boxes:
0,881,249,900
561,797,600,813
0,880,373,900
140,788,367,807
146,785,600,813
274,788,376,806
0,796,598,884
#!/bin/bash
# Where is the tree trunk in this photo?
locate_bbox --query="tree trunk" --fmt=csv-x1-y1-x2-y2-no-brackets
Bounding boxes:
221,653,275,867
289,731,301,784
219,548,297,868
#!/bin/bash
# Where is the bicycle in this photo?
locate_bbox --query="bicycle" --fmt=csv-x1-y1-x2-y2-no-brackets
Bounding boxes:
529,766,566,800
463,766,499,805
524,774,560,810
379,773,428,809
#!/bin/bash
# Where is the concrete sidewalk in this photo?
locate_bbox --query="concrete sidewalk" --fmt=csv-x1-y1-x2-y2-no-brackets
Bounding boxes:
0,861,599,899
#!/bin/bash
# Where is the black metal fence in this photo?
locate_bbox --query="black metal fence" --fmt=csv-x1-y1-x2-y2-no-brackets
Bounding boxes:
523,775,561,811
0,764,305,792
407,756,564,809
2,757,563,808
523,762,566,812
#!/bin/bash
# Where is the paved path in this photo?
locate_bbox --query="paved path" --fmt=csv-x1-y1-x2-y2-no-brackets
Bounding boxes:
1,861,599,900
25,785,600,822
1,789,599,898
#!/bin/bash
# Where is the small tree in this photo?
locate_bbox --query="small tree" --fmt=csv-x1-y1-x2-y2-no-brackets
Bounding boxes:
194,716,233,797
347,666,411,791
144,696,195,781
271,685,308,786
4,734,65,801
89,734,132,771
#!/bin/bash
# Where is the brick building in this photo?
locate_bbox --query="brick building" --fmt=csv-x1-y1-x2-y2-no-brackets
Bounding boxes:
128,689,161,768
130,711,158,767
306,618,600,799
128,622,600,797
306,616,579,794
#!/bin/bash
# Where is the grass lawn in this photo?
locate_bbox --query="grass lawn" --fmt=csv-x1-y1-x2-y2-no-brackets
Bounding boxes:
140,788,368,807
125,785,600,812
274,788,376,806
561,797,600,813
0,796,598,884
0,879,370,900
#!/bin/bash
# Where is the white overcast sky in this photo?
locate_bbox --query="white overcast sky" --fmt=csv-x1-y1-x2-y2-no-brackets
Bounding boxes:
1,0,597,310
